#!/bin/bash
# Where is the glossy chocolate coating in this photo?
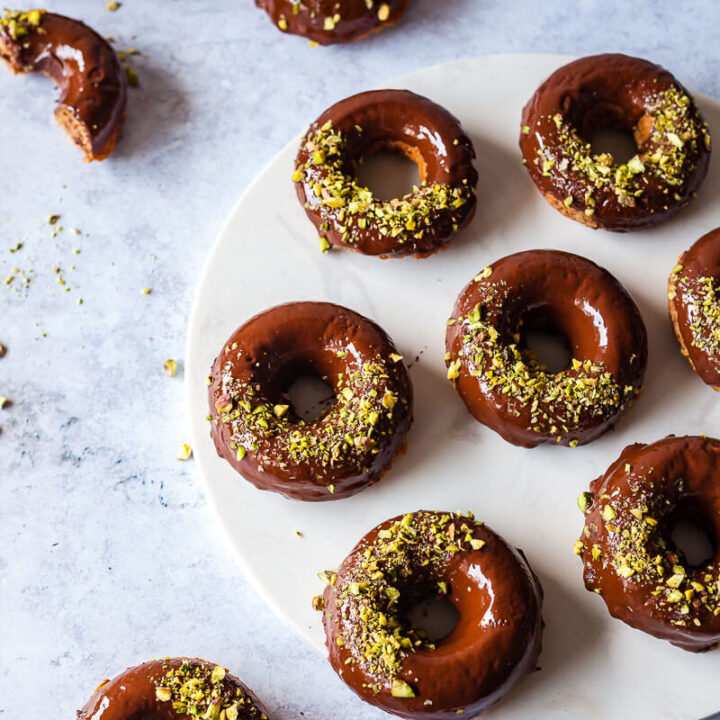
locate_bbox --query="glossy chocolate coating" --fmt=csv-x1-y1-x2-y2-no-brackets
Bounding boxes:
0,12,126,161
445,250,647,448
208,302,413,501
578,436,720,652
322,511,543,719
295,89,477,258
668,227,720,388
77,657,269,719
256,0,409,45
520,54,710,231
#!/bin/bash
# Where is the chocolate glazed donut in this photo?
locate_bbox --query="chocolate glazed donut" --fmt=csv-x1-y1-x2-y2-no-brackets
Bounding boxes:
77,657,269,719
294,90,477,258
208,302,413,501
668,227,720,389
318,511,543,719
0,9,126,161
256,0,410,45
445,250,647,448
520,54,711,231
577,436,720,652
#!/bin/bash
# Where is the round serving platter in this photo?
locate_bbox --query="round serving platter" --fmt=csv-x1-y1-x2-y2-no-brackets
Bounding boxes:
186,54,720,719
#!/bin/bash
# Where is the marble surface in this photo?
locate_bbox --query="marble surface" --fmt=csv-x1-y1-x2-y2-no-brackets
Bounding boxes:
2,2,719,718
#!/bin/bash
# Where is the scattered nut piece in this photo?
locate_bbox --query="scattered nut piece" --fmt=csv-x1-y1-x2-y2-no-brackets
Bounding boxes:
163,359,177,377
177,444,193,461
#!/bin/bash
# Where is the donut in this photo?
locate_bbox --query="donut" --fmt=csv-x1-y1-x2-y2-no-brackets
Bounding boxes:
0,9,126,161
520,54,711,231
576,435,720,652
255,0,409,45
293,90,477,258
668,227,720,389
208,301,413,501
77,657,269,719
317,510,543,718
445,250,647,448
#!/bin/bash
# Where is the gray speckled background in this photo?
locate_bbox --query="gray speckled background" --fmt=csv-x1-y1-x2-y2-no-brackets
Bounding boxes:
1,1,719,718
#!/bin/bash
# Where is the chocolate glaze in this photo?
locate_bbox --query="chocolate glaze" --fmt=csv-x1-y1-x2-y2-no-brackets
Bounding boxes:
578,436,720,652
520,54,710,231
0,11,126,161
668,227,720,388
445,250,647,448
256,0,409,45
294,89,477,258
77,657,269,719
208,302,413,501
322,511,543,719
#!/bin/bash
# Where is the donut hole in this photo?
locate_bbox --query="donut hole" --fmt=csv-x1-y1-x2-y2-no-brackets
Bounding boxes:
581,103,639,164
404,592,460,643
281,372,335,422
523,330,572,374
519,309,572,374
589,127,638,164
354,142,422,201
669,510,716,568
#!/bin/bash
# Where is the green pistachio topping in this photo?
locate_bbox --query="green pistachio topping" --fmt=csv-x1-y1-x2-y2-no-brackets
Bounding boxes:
449,288,637,441
215,355,407,482
584,476,720,628
577,491,593,513
1,8,45,39
673,273,720,362
533,85,710,210
293,120,474,248
154,660,266,719
321,511,487,693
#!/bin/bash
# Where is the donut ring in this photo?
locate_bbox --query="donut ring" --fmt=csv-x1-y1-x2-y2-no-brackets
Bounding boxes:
256,0,410,45
208,302,413,501
317,510,543,718
0,9,126,161
520,54,711,231
577,435,720,652
77,657,269,719
293,90,477,258
445,250,647,448
668,227,720,390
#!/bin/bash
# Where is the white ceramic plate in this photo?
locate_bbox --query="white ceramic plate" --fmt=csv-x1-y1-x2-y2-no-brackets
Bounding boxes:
186,55,720,719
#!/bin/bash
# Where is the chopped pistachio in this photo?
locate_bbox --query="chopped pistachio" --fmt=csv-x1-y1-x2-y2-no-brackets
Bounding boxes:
577,491,593,513
177,444,193,461
391,679,415,698
163,359,177,377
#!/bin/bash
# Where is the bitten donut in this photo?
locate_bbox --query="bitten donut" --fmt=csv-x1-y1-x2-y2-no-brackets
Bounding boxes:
668,227,720,389
577,435,720,652
256,0,409,45
77,657,269,719
520,54,711,231
293,90,477,258
445,250,647,448
0,9,126,161
317,510,543,719
208,302,413,501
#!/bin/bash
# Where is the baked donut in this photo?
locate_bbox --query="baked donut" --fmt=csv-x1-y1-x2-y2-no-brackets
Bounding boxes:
520,54,711,231
208,301,413,501
445,250,647,448
255,0,409,45
668,227,720,389
77,657,269,719
577,435,720,652
317,510,543,718
293,90,477,258
0,9,126,161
